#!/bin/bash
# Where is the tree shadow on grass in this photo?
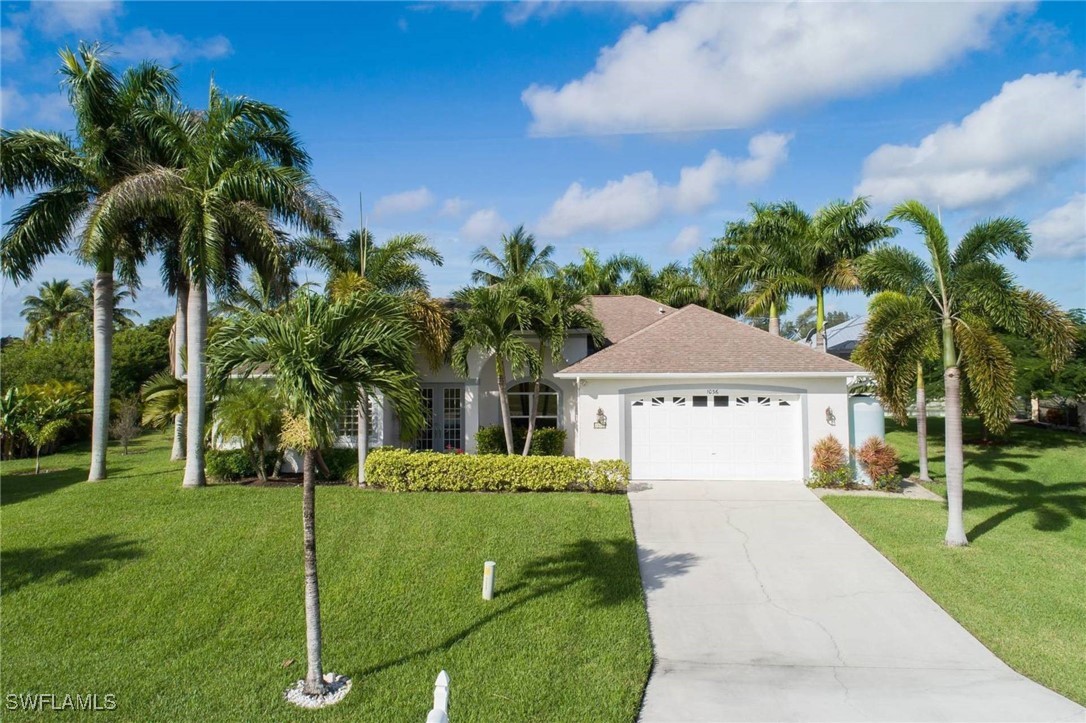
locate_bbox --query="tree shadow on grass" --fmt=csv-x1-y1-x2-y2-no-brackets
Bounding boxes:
965,479,1086,541
1,534,146,595
0,466,85,507
354,538,696,679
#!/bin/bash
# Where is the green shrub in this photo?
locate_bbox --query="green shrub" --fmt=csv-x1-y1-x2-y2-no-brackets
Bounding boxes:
205,449,253,481
806,435,854,489
321,448,358,481
365,449,628,493
855,436,902,492
474,425,567,456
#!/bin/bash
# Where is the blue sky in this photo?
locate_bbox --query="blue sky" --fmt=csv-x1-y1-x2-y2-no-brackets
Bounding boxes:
2,0,1084,335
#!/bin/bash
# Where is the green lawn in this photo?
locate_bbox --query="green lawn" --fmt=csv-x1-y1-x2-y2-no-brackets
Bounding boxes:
0,435,652,721
823,417,1086,706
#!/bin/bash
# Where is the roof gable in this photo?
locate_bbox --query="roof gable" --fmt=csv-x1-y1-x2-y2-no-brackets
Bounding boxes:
561,303,865,375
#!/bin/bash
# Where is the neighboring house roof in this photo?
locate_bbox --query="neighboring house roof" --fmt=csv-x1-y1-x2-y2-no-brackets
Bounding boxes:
558,302,866,376
806,315,868,359
588,295,676,345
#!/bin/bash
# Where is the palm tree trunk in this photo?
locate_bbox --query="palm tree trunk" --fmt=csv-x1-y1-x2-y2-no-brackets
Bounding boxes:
815,289,826,352
522,341,545,456
942,317,967,546
768,300,780,336
916,362,931,482
495,357,515,455
183,280,208,488
88,271,114,481
301,448,326,696
356,396,368,486
171,284,188,461
34,446,41,475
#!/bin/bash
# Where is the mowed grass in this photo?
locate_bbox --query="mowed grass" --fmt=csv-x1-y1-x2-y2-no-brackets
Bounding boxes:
823,417,1086,705
0,434,652,721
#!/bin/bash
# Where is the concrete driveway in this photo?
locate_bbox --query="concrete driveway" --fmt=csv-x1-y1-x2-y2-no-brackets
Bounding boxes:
630,480,1085,722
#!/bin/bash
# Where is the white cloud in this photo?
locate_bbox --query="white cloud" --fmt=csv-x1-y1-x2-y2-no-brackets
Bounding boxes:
439,197,468,217
856,72,1086,209
31,0,120,34
113,28,233,65
669,226,701,255
1029,194,1086,259
459,208,508,243
1,26,25,62
373,187,435,218
522,2,1018,135
0,85,70,127
537,131,790,238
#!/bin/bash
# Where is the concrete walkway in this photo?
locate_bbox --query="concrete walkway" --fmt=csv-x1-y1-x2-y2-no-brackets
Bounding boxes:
630,480,1085,722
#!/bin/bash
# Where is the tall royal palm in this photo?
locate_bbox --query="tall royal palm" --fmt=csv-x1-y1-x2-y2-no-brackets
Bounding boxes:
725,203,808,336
561,249,645,296
210,291,424,700
21,279,84,342
857,201,1075,546
471,225,556,286
522,276,602,454
779,198,897,350
105,82,337,487
1,45,176,480
452,284,540,454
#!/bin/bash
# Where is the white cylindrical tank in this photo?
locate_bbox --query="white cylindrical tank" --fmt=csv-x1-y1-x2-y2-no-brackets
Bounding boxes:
849,396,886,485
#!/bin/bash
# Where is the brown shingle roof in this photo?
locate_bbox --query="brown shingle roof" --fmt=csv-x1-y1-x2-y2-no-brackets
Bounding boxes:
560,303,865,375
588,295,676,345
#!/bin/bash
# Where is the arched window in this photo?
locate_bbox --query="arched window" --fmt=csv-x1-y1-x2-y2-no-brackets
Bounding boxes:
508,381,559,429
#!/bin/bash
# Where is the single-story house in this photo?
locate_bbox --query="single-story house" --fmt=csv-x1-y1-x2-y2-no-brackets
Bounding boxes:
355,295,869,482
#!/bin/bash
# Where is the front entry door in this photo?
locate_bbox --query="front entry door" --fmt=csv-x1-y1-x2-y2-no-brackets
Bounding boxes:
414,385,464,452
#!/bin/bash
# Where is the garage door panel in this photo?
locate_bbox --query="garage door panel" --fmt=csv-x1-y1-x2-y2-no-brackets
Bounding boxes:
629,392,802,481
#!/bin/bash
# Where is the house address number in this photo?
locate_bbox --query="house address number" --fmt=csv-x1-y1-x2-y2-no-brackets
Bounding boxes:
706,389,719,394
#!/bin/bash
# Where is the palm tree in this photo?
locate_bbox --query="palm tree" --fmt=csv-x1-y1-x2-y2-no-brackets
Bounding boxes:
1,44,177,481
724,203,809,336
19,381,90,474
77,278,139,330
306,230,444,295
314,229,449,483
522,276,603,454
100,81,337,488
452,284,540,454
857,201,1075,546
210,291,424,700
771,198,897,349
661,246,746,316
20,279,84,342
140,370,185,430
560,249,646,295
213,381,282,484
471,225,556,286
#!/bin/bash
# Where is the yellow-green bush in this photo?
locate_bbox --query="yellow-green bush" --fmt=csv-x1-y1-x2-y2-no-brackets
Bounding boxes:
364,449,629,493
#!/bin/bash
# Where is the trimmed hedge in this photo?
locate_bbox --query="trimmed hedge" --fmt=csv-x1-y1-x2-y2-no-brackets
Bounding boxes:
364,449,628,493
475,425,567,456
321,448,357,482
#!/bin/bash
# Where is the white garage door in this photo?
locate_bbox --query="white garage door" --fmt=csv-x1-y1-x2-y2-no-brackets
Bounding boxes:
629,392,803,481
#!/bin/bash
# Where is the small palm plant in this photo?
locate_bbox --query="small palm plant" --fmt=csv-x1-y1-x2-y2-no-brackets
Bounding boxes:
452,284,540,454
19,381,90,474
856,201,1075,546
210,290,423,702
213,381,283,483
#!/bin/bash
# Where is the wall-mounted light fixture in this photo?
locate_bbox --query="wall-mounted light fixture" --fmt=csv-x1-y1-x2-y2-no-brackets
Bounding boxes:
825,407,837,426
594,408,608,429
